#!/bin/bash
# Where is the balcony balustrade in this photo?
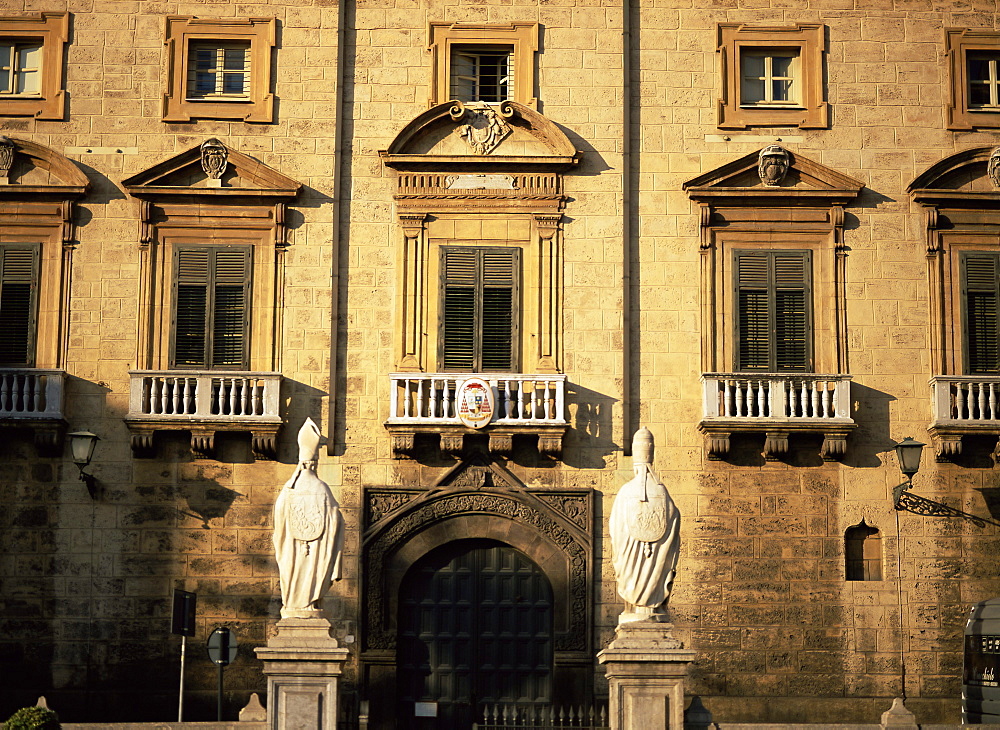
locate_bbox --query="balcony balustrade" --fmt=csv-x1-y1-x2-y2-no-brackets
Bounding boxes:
929,376,1000,460
386,373,568,457
699,373,854,460
0,368,66,454
125,370,282,458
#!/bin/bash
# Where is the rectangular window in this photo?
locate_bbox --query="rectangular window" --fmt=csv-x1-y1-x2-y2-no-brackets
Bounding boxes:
740,50,798,106
450,46,513,103
0,243,38,367
968,53,1000,109
962,252,1000,374
186,42,250,100
0,41,41,95
172,245,251,369
734,249,812,372
440,246,519,372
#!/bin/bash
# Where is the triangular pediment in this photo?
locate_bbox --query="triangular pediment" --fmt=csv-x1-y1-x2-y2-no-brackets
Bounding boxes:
684,147,864,206
908,147,1000,205
0,137,89,194
381,101,579,171
122,140,301,198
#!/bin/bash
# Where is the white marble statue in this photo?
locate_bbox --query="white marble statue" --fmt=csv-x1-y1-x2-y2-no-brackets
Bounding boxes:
609,427,681,623
273,418,344,618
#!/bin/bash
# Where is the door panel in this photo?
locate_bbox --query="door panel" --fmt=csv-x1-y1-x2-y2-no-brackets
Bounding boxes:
397,539,553,729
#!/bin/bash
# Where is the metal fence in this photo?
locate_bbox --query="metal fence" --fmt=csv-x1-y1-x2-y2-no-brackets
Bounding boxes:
475,704,609,729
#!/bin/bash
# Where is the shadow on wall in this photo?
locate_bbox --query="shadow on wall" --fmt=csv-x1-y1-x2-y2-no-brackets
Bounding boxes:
843,383,896,469
563,382,618,469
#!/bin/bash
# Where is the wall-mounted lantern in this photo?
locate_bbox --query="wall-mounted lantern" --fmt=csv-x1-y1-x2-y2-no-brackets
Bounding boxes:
68,430,100,499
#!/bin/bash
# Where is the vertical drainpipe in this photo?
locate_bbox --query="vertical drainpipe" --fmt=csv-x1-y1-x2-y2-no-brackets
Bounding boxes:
622,0,633,455
327,0,347,454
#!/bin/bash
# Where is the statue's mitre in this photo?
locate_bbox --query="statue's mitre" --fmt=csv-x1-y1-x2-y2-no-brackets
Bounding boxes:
297,418,321,463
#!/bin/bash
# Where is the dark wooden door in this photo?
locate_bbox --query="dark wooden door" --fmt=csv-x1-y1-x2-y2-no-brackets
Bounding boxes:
397,539,553,729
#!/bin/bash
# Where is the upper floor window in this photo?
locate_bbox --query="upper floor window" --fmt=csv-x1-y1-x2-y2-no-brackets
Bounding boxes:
717,23,827,129
740,50,798,107
0,42,41,96
450,46,513,104
187,42,251,101
162,16,275,123
946,28,1000,130
428,22,538,109
440,246,519,372
0,12,68,119
734,250,812,373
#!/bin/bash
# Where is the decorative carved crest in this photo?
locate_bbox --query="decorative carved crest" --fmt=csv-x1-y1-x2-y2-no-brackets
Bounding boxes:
0,136,14,184
200,138,228,183
450,101,513,155
989,148,1000,189
758,145,790,187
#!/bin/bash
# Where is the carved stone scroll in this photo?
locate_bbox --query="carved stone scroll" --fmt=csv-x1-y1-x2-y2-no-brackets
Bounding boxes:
0,136,14,184
450,101,514,155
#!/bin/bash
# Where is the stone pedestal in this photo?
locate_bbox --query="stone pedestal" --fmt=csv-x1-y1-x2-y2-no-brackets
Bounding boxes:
254,617,350,730
597,621,696,730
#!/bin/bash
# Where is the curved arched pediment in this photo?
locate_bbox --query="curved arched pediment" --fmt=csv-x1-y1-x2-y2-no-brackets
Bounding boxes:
380,100,579,170
908,147,1000,205
0,137,89,191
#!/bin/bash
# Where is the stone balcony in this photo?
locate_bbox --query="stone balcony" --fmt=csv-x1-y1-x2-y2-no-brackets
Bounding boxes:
699,373,855,460
385,372,568,458
124,370,282,459
929,376,1000,460
0,368,67,454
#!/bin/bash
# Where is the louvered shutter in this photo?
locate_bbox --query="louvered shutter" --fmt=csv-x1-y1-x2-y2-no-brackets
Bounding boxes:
0,244,39,366
963,253,1000,374
734,249,811,372
441,246,518,372
173,246,250,369
211,248,251,368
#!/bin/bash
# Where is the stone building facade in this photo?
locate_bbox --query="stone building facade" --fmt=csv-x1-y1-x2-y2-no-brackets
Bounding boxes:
2,0,1000,726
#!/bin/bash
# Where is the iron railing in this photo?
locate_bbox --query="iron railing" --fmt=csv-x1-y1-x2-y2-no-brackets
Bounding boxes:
475,703,609,729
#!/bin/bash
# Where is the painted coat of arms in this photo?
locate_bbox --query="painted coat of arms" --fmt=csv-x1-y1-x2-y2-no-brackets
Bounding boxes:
456,377,495,428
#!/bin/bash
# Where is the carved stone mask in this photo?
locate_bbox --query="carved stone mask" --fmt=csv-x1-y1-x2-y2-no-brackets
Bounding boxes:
758,145,790,187
200,138,228,180
0,136,15,183
988,147,1000,189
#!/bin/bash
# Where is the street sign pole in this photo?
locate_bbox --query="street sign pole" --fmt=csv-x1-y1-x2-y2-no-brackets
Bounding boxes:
178,635,186,722
207,626,238,722
171,589,196,723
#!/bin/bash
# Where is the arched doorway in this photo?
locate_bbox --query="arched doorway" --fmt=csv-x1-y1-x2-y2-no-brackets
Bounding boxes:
396,538,553,728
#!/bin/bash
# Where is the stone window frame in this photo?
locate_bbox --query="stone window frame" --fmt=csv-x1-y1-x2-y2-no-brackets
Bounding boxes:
0,12,68,120
945,28,1000,131
162,15,275,123
428,22,538,109
716,23,828,130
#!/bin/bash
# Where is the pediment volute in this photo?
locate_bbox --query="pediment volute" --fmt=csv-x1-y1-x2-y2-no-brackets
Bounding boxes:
381,101,579,171
684,147,864,207
122,140,301,200
908,147,1000,206
0,137,89,195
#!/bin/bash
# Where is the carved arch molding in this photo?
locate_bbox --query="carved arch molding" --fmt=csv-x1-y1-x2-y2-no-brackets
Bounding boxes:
361,468,593,657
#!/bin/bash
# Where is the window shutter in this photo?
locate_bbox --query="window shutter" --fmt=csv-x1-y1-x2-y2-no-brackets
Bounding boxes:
773,251,810,372
174,248,210,367
173,246,250,369
481,248,517,371
442,248,478,371
211,248,250,368
963,253,1000,374
0,244,38,366
735,249,811,372
735,252,771,371
441,246,518,372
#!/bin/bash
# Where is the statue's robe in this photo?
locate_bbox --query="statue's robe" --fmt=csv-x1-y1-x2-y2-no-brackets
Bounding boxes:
273,466,344,617
609,466,681,611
